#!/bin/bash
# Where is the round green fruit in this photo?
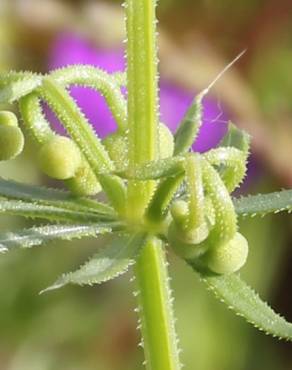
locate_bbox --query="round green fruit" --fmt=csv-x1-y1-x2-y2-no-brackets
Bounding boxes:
0,111,18,127
38,136,82,180
206,232,249,274
0,125,24,161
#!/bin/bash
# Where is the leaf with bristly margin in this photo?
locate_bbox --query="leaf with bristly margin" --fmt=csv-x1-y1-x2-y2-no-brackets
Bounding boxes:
233,190,292,217
50,65,127,130
146,174,184,222
0,178,114,217
0,71,42,103
195,271,292,340
219,121,250,153
0,223,119,253
98,174,127,216
0,198,111,223
118,156,184,180
174,95,203,155
216,122,250,191
42,233,147,292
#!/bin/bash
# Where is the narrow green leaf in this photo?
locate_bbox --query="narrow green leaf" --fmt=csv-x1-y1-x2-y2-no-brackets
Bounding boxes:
42,233,147,292
0,178,114,217
197,271,292,341
112,71,127,87
50,65,127,131
203,147,247,192
233,190,292,217
119,156,184,180
184,154,205,232
98,174,127,216
0,223,120,253
201,159,237,245
146,174,184,222
219,122,250,153
0,199,111,223
40,77,114,174
0,177,72,201
217,122,250,191
174,94,203,155
19,92,55,144
39,77,128,215
0,71,42,103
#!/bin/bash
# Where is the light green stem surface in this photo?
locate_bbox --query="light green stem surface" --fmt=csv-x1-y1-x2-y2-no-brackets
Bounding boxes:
126,0,159,220
125,0,181,368
134,237,181,370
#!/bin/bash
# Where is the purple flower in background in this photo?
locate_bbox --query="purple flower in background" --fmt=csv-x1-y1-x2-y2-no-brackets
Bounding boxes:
48,32,227,152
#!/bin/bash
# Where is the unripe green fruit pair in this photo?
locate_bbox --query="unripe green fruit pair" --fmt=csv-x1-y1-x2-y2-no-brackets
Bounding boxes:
38,136,82,180
170,223,248,274
169,198,248,274
0,111,24,161
103,123,174,168
38,135,101,196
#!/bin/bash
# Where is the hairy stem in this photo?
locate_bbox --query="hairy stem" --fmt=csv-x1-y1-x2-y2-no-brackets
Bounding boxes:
126,0,181,368
134,237,181,370
126,0,159,220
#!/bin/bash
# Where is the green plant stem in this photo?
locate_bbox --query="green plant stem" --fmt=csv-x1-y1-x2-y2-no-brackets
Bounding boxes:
126,0,159,221
125,0,181,368
134,237,181,370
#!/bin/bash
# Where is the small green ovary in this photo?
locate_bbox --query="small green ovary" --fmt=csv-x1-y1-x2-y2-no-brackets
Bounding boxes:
38,136,82,180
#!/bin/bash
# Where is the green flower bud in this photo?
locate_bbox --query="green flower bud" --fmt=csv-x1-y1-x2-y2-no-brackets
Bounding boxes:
159,123,174,158
38,136,82,180
0,125,24,161
206,232,249,274
66,161,101,196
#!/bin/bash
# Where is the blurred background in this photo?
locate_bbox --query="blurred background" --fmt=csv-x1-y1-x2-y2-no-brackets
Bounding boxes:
0,0,292,369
